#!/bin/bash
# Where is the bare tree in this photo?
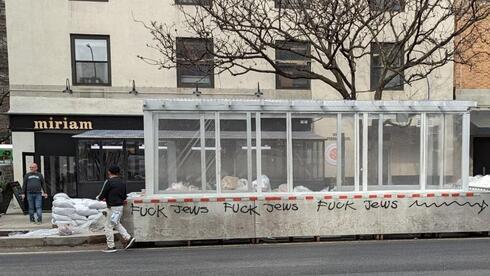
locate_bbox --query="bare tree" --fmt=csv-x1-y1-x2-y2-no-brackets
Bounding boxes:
138,0,490,100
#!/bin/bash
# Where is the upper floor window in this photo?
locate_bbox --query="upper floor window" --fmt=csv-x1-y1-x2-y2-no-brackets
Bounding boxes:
71,34,111,86
369,0,404,12
276,41,311,90
370,42,404,91
175,0,211,5
176,38,214,88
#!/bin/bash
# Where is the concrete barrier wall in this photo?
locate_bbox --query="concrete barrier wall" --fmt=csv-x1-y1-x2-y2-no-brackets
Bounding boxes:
122,192,490,242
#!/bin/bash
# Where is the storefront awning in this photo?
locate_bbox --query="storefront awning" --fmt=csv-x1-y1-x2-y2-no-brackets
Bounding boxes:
73,130,144,139
73,130,326,140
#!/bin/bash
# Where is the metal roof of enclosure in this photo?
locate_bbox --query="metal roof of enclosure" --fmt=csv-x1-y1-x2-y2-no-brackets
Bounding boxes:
143,99,475,112
143,99,476,196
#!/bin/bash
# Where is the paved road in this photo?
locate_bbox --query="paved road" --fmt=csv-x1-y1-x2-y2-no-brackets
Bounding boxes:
1,238,490,275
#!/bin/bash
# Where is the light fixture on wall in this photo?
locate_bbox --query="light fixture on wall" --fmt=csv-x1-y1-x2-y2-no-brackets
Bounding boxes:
129,80,138,95
62,78,73,94
254,82,263,98
193,82,202,97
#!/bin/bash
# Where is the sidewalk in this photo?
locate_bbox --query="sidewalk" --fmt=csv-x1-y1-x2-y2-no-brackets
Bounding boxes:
0,213,106,249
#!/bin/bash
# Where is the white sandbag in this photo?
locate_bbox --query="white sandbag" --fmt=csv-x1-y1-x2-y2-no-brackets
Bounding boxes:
52,213,73,222
11,228,60,237
88,201,106,210
58,224,74,236
52,199,75,208
69,212,89,221
293,185,312,192
52,207,76,217
88,213,103,221
74,219,89,226
252,175,271,192
53,193,70,201
75,206,99,217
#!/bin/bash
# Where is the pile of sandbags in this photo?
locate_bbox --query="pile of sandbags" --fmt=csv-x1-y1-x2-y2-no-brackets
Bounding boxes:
252,175,271,192
51,193,106,230
221,176,248,191
165,182,200,192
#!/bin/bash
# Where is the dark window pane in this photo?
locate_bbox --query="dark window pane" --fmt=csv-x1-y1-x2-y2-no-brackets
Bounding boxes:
275,41,311,89
176,38,214,88
75,62,109,85
370,42,404,91
175,0,210,5
127,141,145,181
78,140,102,182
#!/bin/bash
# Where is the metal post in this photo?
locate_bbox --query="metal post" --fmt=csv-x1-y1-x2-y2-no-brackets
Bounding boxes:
246,113,253,190
354,113,360,192
439,114,445,188
215,112,222,194
420,113,427,191
462,112,470,191
256,112,262,192
200,115,207,191
336,113,342,190
378,114,383,186
143,111,155,195
362,113,368,192
287,112,293,192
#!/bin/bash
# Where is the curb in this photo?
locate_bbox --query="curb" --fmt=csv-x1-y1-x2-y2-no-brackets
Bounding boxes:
0,233,106,248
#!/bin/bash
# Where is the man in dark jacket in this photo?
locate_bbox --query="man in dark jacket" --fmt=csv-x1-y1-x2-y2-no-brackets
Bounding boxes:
96,164,135,252
21,163,47,224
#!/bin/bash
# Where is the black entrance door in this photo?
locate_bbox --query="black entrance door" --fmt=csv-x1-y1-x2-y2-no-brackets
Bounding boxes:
473,137,490,175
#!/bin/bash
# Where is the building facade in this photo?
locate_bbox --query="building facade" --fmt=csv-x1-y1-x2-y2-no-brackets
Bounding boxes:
5,0,455,206
454,16,490,177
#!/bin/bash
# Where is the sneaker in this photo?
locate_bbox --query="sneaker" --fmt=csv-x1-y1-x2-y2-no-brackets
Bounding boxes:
124,237,136,250
103,247,117,253
35,221,42,225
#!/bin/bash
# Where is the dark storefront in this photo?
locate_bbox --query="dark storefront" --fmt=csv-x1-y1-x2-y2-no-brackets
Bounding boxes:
10,115,145,209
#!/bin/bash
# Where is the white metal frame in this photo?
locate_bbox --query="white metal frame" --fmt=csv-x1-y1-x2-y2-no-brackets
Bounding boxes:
144,99,476,196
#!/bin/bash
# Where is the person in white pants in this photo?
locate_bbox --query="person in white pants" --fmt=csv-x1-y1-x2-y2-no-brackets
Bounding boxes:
97,164,135,252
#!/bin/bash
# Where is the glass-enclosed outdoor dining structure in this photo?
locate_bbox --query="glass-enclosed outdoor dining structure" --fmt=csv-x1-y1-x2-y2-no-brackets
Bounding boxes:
143,99,475,195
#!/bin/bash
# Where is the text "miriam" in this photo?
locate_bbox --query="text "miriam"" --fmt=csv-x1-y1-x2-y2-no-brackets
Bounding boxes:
34,117,93,130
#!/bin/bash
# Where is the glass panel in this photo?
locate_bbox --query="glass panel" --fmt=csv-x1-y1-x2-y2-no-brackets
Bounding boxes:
427,114,443,189
367,114,380,190
157,114,216,193
382,113,421,189
292,114,336,192
43,156,76,197
338,114,356,191
220,113,255,192
261,114,287,192
102,140,124,177
78,140,102,182
126,141,145,181
444,114,462,188
75,39,108,61
75,62,109,84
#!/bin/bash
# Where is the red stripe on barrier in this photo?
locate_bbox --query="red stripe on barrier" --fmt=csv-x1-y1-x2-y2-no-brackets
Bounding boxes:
451,193,460,197
133,199,143,204
441,193,449,197
339,195,348,200
233,197,242,202
397,194,406,198
369,194,377,199
150,199,160,203
383,194,392,198
412,194,421,198
324,195,333,200
249,197,257,201
305,196,315,200
288,196,297,200
167,199,177,203
353,195,362,199
466,192,474,197
217,197,226,202
200,198,210,202
265,196,282,201
426,193,435,197
183,198,193,202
